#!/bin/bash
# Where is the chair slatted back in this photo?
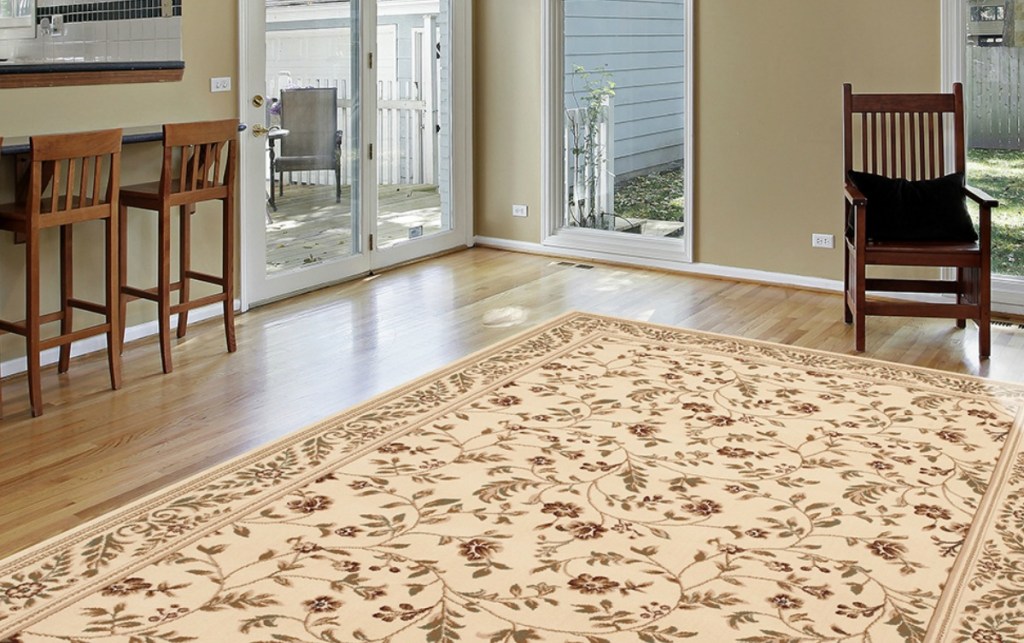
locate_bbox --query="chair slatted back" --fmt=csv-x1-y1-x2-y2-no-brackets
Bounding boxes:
843,83,965,181
161,119,239,199
28,129,122,218
279,88,338,161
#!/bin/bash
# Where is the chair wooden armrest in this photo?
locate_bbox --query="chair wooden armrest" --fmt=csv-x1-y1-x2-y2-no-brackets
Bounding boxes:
964,184,998,208
845,181,866,206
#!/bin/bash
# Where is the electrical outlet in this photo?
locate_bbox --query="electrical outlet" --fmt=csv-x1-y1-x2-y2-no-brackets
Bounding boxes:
512,204,529,218
210,77,232,93
811,233,834,249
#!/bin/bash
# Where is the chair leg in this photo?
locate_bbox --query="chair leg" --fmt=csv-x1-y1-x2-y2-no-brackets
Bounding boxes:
58,224,73,373
222,196,237,353
854,267,866,353
177,204,192,339
853,247,866,352
843,240,853,324
106,214,122,390
980,267,991,359
955,267,967,329
335,164,341,203
118,202,129,350
279,170,284,197
158,206,173,374
26,230,43,417
855,312,865,352
269,165,277,210
980,316,991,358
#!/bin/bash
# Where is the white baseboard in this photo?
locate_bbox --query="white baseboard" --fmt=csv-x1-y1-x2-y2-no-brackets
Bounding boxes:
474,236,1024,317
474,236,844,292
0,301,237,378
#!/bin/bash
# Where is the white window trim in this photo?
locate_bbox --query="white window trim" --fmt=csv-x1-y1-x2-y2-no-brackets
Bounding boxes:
942,0,1024,315
540,0,694,265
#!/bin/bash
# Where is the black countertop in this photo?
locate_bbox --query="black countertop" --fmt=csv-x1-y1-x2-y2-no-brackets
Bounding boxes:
0,60,184,74
0,123,246,156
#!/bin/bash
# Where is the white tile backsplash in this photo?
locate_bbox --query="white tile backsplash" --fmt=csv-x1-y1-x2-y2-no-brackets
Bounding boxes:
2,0,182,65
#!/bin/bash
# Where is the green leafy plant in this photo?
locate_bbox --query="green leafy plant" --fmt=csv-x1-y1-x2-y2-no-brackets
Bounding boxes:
566,65,617,229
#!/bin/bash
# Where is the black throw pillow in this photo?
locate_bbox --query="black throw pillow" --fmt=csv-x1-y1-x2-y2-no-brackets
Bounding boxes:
847,170,978,242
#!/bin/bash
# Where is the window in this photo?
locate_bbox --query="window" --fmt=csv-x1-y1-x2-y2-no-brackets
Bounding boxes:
543,0,694,265
970,5,1005,21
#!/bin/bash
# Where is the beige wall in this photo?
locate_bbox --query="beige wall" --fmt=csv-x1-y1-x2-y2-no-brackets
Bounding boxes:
473,0,543,243
473,0,942,279
0,0,239,360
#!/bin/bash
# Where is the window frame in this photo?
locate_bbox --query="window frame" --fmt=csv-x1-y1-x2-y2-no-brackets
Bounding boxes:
540,0,694,266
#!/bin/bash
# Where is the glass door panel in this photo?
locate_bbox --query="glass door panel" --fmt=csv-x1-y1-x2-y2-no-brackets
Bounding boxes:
371,0,453,260
264,2,359,276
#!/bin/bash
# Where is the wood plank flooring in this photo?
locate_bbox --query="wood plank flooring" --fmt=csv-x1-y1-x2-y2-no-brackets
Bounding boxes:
2,247,1023,559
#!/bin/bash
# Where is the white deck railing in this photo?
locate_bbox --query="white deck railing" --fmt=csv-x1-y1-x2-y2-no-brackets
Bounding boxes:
269,78,436,189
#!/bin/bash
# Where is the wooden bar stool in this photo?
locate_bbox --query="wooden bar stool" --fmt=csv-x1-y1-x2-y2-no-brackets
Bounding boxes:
119,119,238,373
0,129,123,417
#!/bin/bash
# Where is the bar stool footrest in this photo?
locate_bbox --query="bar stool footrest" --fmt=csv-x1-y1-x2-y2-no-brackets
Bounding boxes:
39,323,112,350
184,270,226,287
68,298,108,316
0,320,27,335
170,292,228,314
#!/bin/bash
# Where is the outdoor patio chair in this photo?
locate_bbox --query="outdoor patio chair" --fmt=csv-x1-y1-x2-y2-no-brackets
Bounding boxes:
843,82,997,357
273,87,342,203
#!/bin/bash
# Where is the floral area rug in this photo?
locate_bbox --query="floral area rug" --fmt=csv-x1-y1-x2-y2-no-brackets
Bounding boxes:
2,312,1023,643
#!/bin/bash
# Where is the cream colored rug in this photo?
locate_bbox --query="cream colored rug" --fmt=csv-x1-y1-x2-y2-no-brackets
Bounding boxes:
2,313,1023,643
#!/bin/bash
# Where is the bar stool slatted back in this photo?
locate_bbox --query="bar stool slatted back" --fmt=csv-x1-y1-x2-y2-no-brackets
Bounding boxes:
0,129,123,417
119,119,238,374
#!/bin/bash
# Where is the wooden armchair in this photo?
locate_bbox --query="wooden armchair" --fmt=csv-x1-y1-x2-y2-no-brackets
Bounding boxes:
843,83,997,357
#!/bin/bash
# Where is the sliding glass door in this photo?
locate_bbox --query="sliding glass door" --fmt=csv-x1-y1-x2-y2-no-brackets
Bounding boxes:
240,0,470,306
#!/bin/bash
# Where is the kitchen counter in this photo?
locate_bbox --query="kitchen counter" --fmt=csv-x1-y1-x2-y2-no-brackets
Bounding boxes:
0,59,184,89
0,60,184,74
0,122,245,156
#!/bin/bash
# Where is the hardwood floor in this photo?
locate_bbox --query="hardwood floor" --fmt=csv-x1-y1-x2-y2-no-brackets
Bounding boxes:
2,247,1023,559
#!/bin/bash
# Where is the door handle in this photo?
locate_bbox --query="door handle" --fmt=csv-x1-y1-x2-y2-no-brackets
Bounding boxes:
251,124,269,137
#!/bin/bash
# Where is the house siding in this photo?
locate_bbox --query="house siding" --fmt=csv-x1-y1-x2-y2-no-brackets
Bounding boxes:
564,0,686,181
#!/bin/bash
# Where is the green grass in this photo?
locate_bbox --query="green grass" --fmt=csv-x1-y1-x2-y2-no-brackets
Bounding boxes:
967,148,1024,277
614,168,684,223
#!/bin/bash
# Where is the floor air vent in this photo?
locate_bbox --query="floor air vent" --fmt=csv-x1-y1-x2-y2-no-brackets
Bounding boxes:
993,320,1024,330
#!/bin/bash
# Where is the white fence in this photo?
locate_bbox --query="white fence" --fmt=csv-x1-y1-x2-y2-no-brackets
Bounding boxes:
968,45,1024,150
564,100,616,230
269,77,436,188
